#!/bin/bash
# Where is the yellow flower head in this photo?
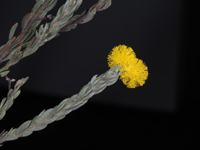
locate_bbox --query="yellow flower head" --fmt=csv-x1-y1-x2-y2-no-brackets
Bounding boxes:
107,45,148,88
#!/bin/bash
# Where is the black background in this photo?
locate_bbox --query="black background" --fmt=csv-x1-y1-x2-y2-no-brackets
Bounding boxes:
0,0,197,149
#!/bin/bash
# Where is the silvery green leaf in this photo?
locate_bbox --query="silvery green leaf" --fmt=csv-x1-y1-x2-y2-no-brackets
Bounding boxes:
70,100,88,111
91,75,98,85
23,28,36,43
53,101,66,114
21,131,32,137
46,0,58,12
0,70,10,77
97,0,112,11
7,89,13,98
17,121,31,134
8,23,18,40
0,111,6,120
80,7,97,24
32,124,47,131
21,13,33,30
4,96,14,110
35,30,39,39
0,98,6,108
13,90,21,99
32,0,44,13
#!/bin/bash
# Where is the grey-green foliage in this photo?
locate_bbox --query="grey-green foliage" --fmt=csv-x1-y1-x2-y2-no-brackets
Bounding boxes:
0,0,115,146
0,0,112,77
0,66,121,145
0,77,29,121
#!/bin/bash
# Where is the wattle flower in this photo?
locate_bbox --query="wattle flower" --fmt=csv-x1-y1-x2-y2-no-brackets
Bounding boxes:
107,44,148,88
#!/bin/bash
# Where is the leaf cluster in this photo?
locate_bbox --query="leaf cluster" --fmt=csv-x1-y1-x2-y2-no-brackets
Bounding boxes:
0,77,29,121
0,66,120,145
0,0,114,146
0,0,112,77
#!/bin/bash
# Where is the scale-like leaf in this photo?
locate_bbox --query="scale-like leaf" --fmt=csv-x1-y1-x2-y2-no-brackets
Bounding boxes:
8,23,18,40
0,98,6,108
45,0,58,12
21,13,33,30
21,131,32,137
4,96,14,110
0,71,10,77
32,0,44,13
17,121,31,134
97,0,112,11
80,7,97,24
0,111,6,120
13,90,21,99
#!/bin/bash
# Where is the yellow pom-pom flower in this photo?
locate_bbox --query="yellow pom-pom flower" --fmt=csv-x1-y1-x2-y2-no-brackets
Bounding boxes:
107,45,148,88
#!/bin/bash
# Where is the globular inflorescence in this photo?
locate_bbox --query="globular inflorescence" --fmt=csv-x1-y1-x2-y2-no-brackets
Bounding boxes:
107,45,148,88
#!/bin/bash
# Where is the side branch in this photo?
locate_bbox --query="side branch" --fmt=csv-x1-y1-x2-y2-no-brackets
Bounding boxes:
0,66,120,146
0,77,29,121
60,0,112,32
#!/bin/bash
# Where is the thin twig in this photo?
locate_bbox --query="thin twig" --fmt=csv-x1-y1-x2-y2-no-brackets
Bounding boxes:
34,14,55,21
5,76,16,91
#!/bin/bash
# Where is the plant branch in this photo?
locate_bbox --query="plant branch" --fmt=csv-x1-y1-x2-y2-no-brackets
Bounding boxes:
0,77,29,121
59,0,112,32
0,0,57,75
0,66,121,146
0,0,111,78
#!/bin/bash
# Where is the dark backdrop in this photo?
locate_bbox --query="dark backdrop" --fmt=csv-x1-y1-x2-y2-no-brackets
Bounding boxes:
0,0,197,149
0,0,182,111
